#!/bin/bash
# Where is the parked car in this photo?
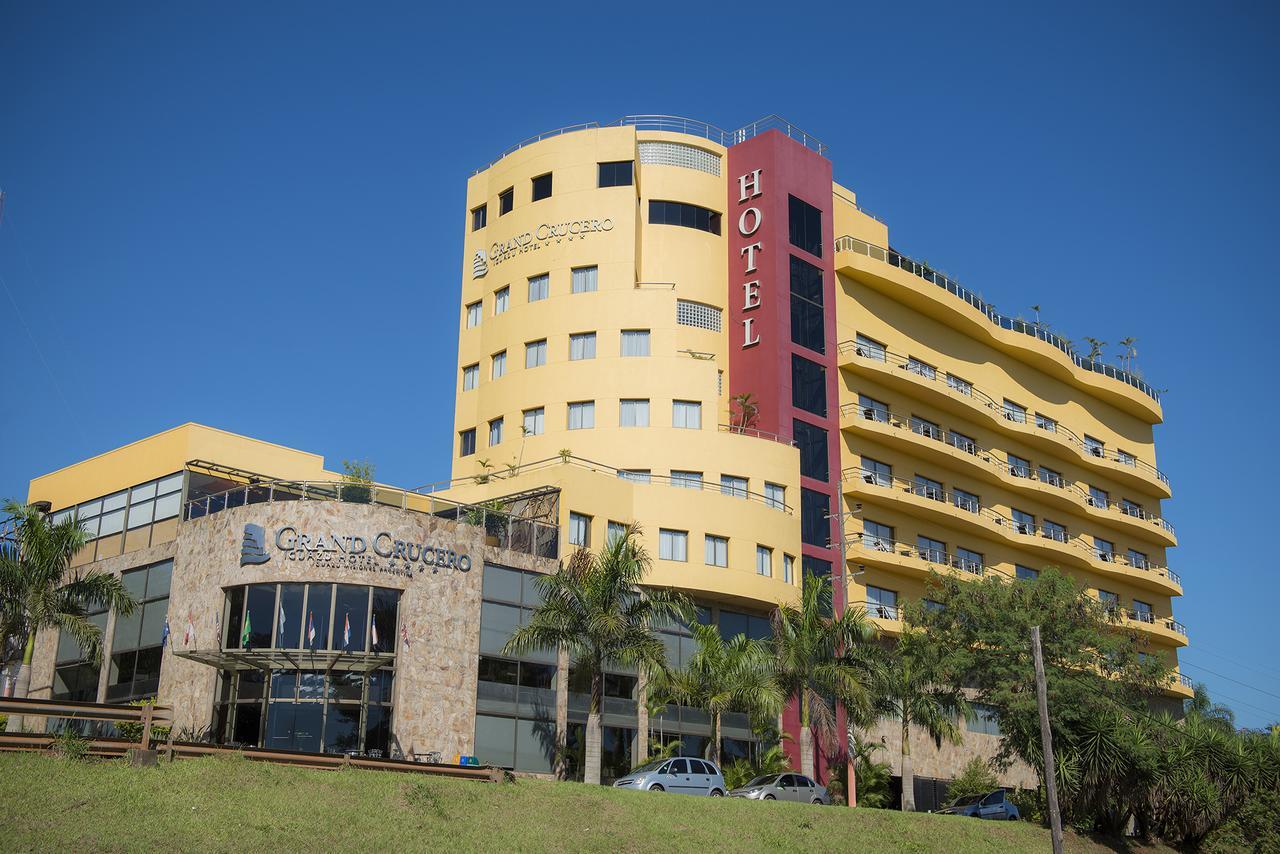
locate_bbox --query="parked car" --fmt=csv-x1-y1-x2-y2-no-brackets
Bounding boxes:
613,757,727,796
728,772,831,805
935,789,1020,820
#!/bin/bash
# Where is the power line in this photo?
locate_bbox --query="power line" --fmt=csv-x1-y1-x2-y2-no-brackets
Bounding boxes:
1179,660,1280,703
1180,645,1280,683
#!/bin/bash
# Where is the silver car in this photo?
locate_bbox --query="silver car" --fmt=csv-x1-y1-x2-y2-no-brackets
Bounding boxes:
613,756,727,796
729,772,831,804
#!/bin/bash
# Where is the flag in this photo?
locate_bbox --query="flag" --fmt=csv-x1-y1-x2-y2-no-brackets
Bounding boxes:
371,617,379,650
214,606,221,644
401,624,410,651
184,609,195,647
161,616,171,649
241,611,252,649
279,603,287,640
307,610,316,648
342,612,351,650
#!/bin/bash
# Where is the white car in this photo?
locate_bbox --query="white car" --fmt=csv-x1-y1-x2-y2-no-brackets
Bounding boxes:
728,772,831,804
612,757,727,796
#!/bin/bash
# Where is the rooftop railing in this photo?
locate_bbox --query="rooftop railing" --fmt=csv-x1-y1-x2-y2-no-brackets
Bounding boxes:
833,235,1162,405
850,533,986,577
717,423,797,447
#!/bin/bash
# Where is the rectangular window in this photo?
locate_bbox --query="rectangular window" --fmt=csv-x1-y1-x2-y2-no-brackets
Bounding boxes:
1003,399,1027,423
1035,413,1057,433
491,350,506,379
1043,520,1068,542
789,256,825,354
525,339,547,368
791,355,827,417
866,585,898,620
1084,435,1105,457
568,332,596,361
1132,600,1154,622
621,329,650,357
913,474,944,501
618,469,650,483
720,475,748,498
567,401,595,430
800,487,830,547
106,561,171,702
764,482,785,510
860,456,891,488
489,418,503,447
607,521,626,545
498,187,513,215
858,394,889,423
531,173,552,201
569,266,598,294
648,200,721,235
1094,537,1115,562
465,301,482,328
705,535,728,567
1118,450,1137,467
794,419,829,482
788,194,823,257
1016,565,1039,581
672,400,702,429
528,273,549,302
1038,466,1063,488
619,399,649,427
756,545,773,577
948,429,977,455
1007,454,1031,478
1121,498,1144,518
854,334,886,362
947,373,972,396
471,204,487,231
967,703,1001,736
862,520,894,552
676,299,722,332
494,286,509,315
671,471,703,490
462,364,479,391
569,512,591,547
906,357,936,380
1127,548,1149,569
783,554,794,584
459,429,476,457
910,416,941,441
598,160,634,187
1098,589,1119,612
956,547,983,575
522,407,544,436
1012,509,1036,535
953,488,980,514
1088,485,1109,509
917,535,947,564
659,529,688,562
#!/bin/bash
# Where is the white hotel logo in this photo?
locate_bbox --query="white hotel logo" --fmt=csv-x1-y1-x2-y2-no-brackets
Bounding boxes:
472,249,489,279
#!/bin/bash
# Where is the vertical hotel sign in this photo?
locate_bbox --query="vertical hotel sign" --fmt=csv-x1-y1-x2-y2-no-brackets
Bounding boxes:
737,169,764,349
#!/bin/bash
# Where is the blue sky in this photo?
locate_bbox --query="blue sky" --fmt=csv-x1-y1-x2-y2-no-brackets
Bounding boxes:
2,2,1277,727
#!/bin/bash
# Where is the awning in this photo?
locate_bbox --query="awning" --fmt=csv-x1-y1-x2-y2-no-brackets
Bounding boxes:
174,647,396,673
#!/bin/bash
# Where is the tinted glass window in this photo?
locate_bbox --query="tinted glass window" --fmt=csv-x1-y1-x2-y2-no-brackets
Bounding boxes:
598,161,634,187
669,758,688,774
648,200,721,235
791,355,827,417
790,256,825,354
800,488,830,547
788,195,822,257
531,173,552,201
793,419,829,482
499,187,513,215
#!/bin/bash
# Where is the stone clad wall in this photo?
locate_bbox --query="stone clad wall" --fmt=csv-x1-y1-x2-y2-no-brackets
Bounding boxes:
861,718,1038,789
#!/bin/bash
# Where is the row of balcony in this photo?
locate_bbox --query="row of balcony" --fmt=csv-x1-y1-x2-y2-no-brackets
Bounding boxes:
838,340,1172,494
840,401,1176,546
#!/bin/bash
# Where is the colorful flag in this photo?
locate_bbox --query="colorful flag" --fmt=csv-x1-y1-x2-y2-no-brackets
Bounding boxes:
214,606,221,643
371,617,379,650
241,611,252,649
307,610,316,648
401,624,410,651
161,616,171,649
342,612,351,650
184,609,195,647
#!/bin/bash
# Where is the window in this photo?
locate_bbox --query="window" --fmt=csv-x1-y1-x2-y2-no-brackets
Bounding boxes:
531,173,552,201
788,194,823,257
1043,520,1068,542
705,535,728,567
1084,435,1105,457
618,469,650,483
459,429,476,457
862,520,894,552
860,456,891,488
790,256,825,354
1132,599,1154,622
106,561,172,702
858,394,889,423
598,160,633,187
1016,565,1039,581
866,586,898,620
677,300,722,332
917,535,947,564
498,187,513,215
672,400,701,429
54,597,107,700
491,351,507,379
522,407,544,436
783,554,794,584
1012,509,1036,535
489,418,503,447
953,488,980,514
567,401,595,430
910,416,942,441
569,265,598,294
794,420,829,482
569,512,591,547
1094,537,1115,562
791,355,827,417
494,286,509,315
948,429,977,455
619,399,649,427
756,546,773,577
525,339,547,368
764,482,785,510
638,141,721,176
671,471,703,489
648,200,721,235
569,332,596,361
1117,450,1137,467
947,373,972,396
1121,498,1144,518
854,334,886,361
471,204,487,231
913,474,944,501
1007,454,1031,478
462,364,479,391
906,357,936,380
956,547,983,575
659,529,688,562
1127,548,1149,569
1003,399,1027,423
607,521,626,545
1038,466,1063,488
800,488,829,547
621,329,650,357
1088,485,1109,509
720,475,748,498
1035,413,1057,433
528,273,549,302
967,703,1001,736
466,301,482,328
1098,589,1120,612
922,599,945,614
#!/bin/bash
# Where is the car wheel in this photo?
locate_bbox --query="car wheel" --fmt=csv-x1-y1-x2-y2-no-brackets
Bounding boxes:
710,789,724,798
764,794,776,800
1007,815,1018,821
650,784,665,792
811,798,823,805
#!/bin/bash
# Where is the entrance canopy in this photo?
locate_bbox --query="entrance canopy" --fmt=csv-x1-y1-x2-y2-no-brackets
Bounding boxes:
176,647,396,674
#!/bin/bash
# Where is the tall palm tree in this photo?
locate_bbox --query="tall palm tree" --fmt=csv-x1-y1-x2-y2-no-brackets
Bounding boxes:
769,572,880,781
875,627,969,811
502,525,691,785
0,501,136,730
652,622,782,767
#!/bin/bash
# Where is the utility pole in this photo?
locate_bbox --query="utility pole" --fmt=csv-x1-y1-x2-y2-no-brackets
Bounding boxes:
1031,625,1064,854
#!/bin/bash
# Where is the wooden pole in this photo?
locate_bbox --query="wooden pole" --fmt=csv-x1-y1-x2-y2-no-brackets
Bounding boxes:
1031,625,1064,854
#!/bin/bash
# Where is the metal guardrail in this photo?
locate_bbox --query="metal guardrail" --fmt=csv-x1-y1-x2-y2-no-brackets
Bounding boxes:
833,235,1163,405
0,696,173,750
717,423,797,447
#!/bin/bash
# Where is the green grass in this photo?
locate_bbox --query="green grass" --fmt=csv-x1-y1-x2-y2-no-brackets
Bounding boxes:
0,752,1168,853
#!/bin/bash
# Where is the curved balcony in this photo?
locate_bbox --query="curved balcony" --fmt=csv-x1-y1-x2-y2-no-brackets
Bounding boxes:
839,402,1176,547
856,599,905,635
838,341,1172,499
1114,608,1188,647
848,532,988,579
1166,672,1195,698
842,471,1182,596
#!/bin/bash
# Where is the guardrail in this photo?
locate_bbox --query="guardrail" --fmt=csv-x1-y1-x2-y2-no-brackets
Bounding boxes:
0,696,174,750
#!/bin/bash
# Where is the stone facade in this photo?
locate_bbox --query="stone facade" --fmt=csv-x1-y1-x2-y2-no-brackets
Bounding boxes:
860,718,1037,789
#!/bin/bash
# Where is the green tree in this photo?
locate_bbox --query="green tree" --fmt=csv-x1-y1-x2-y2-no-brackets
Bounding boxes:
340,459,375,503
651,623,782,766
946,756,1000,802
0,501,136,730
768,572,880,782
502,525,691,785
1185,682,1236,732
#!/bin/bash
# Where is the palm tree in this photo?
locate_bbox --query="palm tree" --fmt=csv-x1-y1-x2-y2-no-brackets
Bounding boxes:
652,622,782,767
0,501,136,730
1185,682,1236,732
769,571,880,781
502,525,691,785
1082,337,1107,362
729,392,759,431
1118,337,1138,373
875,627,969,811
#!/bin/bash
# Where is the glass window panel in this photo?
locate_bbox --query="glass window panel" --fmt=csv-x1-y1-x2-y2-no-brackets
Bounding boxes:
145,561,172,599
101,491,128,512
475,714,517,768
130,481,158,502
324,705,362,754
77,498,103,518
333,585,369,652
278,582,305,649
121,567,148,600
480,602,522,655
153,491,180,521
244,584,276,649
298,670,325,700
301,584,330,650
369,669,395,704
98,508,125,536
270,671,297,699
371,588,399,654
515,717,555,773
482,565,524,603
791,355,827,417
571,266,598,293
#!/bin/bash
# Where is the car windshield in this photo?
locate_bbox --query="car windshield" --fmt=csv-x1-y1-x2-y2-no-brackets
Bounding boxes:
746,775,779,787
949,795,982,806
629,759,668,774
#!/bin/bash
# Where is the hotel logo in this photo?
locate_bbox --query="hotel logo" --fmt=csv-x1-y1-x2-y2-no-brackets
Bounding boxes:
240,524,270,566
472,249,489,279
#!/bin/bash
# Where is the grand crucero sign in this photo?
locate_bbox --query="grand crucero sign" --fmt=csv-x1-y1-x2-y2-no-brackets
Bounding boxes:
487,217,615,267
240,523,471,580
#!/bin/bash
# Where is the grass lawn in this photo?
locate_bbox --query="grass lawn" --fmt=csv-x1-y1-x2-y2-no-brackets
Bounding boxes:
0,752,1169,853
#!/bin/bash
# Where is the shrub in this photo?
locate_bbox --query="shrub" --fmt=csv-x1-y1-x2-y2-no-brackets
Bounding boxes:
52,728,89,761
1009,788,1045,825
114,699,171,744
946,756,999,802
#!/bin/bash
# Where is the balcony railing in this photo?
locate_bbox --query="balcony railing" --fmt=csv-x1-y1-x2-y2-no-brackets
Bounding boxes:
1116,608,1188,638
838,340,1172,491
833,235,1162,405
860,600,903,622
717,423,797,447
848,533,985,577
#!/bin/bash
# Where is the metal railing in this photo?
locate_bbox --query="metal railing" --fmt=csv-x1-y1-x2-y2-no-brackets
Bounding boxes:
1173,673,1194,688
718,423,797,447
848,533,985,576
1117,609,1188,638
859,600,903,621
833,235,1162,405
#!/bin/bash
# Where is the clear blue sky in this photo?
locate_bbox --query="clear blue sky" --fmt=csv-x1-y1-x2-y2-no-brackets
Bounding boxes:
2,2,1277,727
